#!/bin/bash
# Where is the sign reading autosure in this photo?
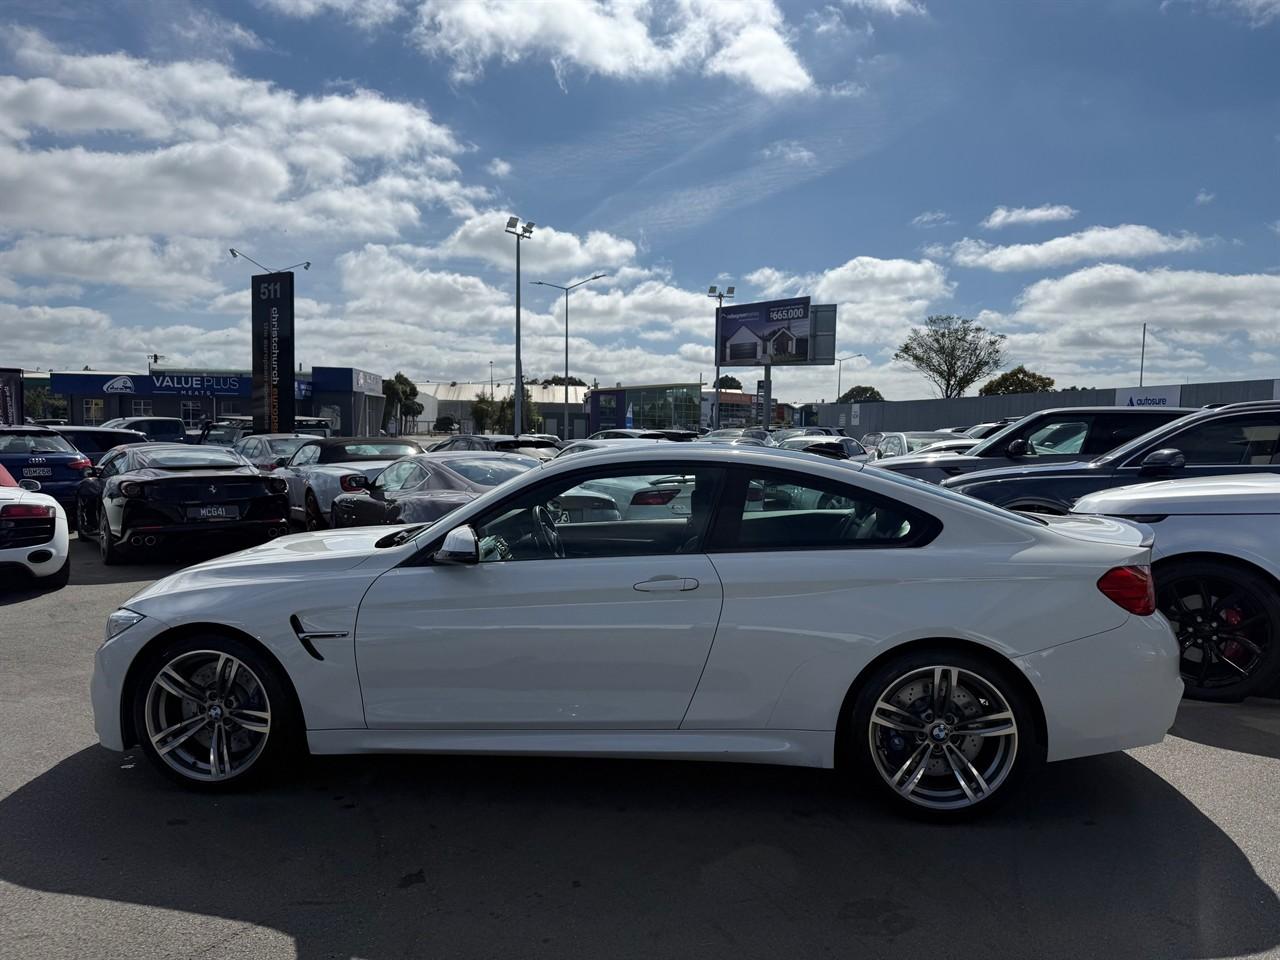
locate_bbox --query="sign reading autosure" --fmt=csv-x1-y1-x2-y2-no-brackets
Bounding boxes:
715,297,837,368
251,272,296,433
1115,385,1182,407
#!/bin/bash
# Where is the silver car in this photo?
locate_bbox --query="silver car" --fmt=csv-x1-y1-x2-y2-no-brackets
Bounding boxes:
271,437,424,530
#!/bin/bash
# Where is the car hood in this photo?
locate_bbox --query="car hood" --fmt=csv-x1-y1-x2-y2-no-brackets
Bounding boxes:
125,526,402,607
1073,474,1280,516
877,452,983,470
942,459,1098,487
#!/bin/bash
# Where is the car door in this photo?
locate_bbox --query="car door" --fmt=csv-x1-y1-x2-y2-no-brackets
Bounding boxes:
354,461,727,729
683,465,940,729
78,449,120,529
96,450,132,536
277,442,320,520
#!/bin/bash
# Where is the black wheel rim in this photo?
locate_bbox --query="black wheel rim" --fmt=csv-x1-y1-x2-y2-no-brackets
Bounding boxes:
1159,573,1273,691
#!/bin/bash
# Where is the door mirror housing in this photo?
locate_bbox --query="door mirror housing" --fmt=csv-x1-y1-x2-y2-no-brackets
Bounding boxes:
17,478,42,491
434,525,479,565
81,466,100,479
1005,438,1030,458
272,456,290,468
1138,448,1186,476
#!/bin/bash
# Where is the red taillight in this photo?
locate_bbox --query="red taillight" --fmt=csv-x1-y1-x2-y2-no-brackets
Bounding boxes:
340,474,367,493
1098,565,1156,616
631,489,679,506
0,503,55,518
68,456,91,471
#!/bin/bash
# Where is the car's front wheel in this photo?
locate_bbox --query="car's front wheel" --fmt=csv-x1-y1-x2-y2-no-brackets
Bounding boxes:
132,635,299,789
850,649,1042,820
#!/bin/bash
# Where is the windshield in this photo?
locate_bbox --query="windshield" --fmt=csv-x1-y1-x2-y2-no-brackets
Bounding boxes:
905,433,961,451
0,431,76,454
329,442,419,459
447,458,536,486
202,425,244,444
265,437,311,457
139,448,246,469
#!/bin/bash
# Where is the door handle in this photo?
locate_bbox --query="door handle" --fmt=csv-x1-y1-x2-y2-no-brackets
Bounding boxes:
634,576,698,592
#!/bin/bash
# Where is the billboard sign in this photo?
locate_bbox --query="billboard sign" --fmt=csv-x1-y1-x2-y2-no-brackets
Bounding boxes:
0,368,23,426
1115,384,1182,408
251,272,296,433
716,297,836,367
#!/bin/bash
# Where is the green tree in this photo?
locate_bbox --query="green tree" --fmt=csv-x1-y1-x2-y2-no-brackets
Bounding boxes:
471,394,497,434
838,385,884,403
894,315,1006,399
539,374,588,386
392,372,423,434
23,384,67,420
432,415,456,433
497,385,538,433
979,365,1055,396
713,375,742,390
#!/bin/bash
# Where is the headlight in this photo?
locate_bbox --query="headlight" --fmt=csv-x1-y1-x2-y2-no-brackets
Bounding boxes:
105,608,145,642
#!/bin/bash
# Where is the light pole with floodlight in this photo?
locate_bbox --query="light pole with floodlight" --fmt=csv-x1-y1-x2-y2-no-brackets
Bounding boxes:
708,284,735,428
531,273,607,439
504,217,535,436
836,353,866,402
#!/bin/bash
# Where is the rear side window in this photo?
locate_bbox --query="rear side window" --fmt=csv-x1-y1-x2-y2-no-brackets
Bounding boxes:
713,468,939,551
1157,414,1280,465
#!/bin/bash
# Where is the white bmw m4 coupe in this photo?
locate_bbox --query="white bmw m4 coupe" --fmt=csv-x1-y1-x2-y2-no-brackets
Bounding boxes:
91,445,1182,818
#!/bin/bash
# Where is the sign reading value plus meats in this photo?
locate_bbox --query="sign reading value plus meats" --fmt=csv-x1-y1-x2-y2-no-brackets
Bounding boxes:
251,272,296,433
0,368,23,426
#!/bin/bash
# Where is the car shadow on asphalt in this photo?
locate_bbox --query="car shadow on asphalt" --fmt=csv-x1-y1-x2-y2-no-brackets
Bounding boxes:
1172,698,1280,761
1,748,1276,960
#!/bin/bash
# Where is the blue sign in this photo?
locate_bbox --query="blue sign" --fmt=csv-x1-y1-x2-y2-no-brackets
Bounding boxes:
625,403,634,428
50,371,251,397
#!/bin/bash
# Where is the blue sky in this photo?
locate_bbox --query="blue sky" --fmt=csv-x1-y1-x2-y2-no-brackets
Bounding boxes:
0,0,1277,403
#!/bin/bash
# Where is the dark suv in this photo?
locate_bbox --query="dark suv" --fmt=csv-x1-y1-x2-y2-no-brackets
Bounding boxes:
943,401,1280,513
872,406,1197,484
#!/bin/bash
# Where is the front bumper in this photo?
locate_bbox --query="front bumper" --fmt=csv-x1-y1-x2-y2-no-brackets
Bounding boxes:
91,611,172,751
1014,613,1183,762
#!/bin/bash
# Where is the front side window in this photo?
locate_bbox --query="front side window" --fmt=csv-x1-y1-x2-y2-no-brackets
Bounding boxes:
880,436,905,457
721,468,936,551
1154,414,1280,465
376,460,418,492
471,465,723,561
290,444,321,466
1026,419,1088,455
446,457,535,487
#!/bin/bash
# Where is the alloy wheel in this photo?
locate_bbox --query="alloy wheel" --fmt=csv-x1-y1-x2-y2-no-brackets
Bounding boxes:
867,664,1019,810
143,650,272,782
1160,573,1271,692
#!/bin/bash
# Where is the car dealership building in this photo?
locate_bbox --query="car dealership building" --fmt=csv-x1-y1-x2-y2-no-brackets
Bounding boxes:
48,366,386,436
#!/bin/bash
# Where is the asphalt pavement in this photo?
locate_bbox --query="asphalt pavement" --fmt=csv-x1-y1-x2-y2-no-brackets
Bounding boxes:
1,539,1279,960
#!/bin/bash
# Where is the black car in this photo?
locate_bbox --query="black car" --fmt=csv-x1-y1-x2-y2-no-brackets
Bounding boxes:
331,452,541,527
100,416,189,443
429,434,561,460
52,425,148,465
0,427,92,521
75,443,290,563
872,406,1198,483
943,401,1280,514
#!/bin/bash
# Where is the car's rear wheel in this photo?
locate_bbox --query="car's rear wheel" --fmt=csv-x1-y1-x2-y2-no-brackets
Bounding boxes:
850,649,1042,820
132,635,298,790
305,492,326,531
1157,558,1280,702
99,510,123,565
77,498,95,541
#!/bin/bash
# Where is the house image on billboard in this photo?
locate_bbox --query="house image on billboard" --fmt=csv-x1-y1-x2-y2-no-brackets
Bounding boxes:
723,320,807,364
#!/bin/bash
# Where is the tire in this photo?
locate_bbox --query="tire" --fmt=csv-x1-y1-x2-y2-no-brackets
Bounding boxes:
36,555,71,590
1157,558,1280,702
131,633,301,791
304,492,327,531
76,498,95,541
848,647,1043,821
99,509,123,566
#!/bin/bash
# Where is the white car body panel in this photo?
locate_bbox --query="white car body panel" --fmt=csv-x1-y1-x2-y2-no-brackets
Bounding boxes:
0,485,69,579
92,447,1181,770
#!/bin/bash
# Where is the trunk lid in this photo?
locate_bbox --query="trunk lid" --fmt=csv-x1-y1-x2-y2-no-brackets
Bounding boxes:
1035,513,1154,551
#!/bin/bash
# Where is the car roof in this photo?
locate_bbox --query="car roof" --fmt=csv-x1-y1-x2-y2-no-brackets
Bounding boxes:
53,425,145,433
0,426,60,434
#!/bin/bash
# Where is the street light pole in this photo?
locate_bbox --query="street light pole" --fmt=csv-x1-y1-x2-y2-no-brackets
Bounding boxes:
504,217,536,435
1139,323,1146,388
531,273,607,439
708,285,735,429
835,353,866,402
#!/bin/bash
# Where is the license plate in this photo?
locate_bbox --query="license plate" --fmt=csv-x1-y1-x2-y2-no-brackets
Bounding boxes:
23,467,52,477
189,504,236,520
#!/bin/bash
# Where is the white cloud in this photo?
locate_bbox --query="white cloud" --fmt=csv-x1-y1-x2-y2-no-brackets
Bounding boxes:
411,0,813,96
254,0,405,27
1188,0,1280,26
1195,189,1216,205
760,140,816,164
425,211,637,273
0,235,224,300
828,79,867,97
980,204,1078,229
843,0,927,15
911,210,951,228
949,224,1205,272
1269,220,1280,235
486,157,512,178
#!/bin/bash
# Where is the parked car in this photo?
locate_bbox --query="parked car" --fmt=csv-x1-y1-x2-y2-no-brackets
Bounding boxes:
556,438,668,458
92,444,1179,818
874,407,1198,483
0,426,91,524
657,429,699,441
51,425,148,464
944,401,1280,514
294,417,334,438
75,443,290,564
270,437,424,530
331,452,551,527
198,416,254,445
100,416,189,443
867,431,958,459
230,433,313,471
588,429,670,440
704,427,772,443
32,418,69,426
912,438,979,456
0,465,70,589
771,427,831,443
429,434,561,460
965,418,1018,440
773,436,870,462
1071,474,1280,702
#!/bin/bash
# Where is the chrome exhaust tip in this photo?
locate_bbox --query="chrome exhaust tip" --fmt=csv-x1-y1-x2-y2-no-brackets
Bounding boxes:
143,535,158,547
129,535,143,547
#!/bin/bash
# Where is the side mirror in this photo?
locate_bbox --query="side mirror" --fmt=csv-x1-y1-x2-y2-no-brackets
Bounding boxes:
82,466,100,479
1138,448,1186,476
1005,438,1029,458
18,478,42,491
434,525,479,565
273,456,290,468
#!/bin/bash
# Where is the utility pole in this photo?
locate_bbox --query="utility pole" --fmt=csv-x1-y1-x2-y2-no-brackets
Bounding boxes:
1139,323,1147,387
531,273,606,439
708,284,735,428
505,217,535,435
